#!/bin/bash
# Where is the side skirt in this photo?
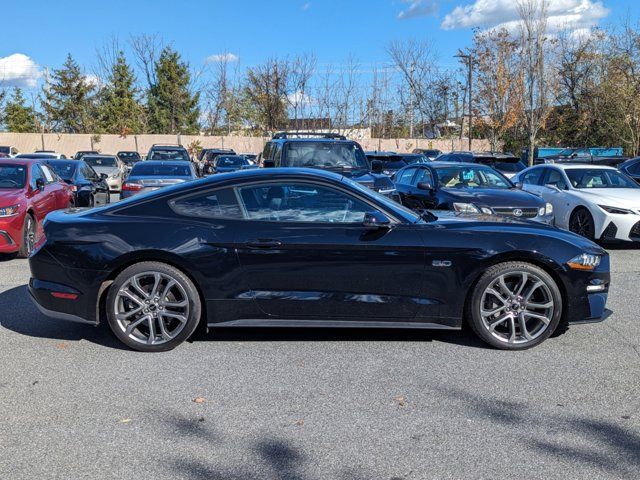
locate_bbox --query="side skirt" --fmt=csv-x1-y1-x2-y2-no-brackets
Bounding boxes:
207,319,460,330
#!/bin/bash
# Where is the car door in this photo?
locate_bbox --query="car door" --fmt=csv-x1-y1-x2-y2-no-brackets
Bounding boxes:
28,164,55,235
233,180,426,320
393,167,418,206
539,168,572,227
406,167,437,210
39,163,67,209
85,164,109,205
519,167,546,196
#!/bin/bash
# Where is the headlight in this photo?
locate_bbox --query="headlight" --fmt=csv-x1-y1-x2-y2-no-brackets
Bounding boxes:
599,205,635,215
453,203,480,214
480,207,493,215
567,253,601,271
0,204,20,217
539,203,553,216
544,159,555,164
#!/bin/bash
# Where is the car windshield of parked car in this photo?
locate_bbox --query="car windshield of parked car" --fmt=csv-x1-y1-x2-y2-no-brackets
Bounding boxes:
566,169,638,189
118,152,141,164
216,156,247,167
435,166,512,189
149,149,189,161
402,154,428,164
131,163,192,177
476,157,526,173
0,147,11,155
85,157,117,167
285,142,369,170
16,153,57,159
0,164,27,188
47,161,77,180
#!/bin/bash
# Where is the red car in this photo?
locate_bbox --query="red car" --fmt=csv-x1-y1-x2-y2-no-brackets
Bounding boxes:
0,159,73,257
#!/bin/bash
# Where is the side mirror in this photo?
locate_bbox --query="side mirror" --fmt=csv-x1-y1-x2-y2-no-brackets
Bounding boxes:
545,183,561,192
263,159,276,168
35,178,45,191
371,160,383,173
100,173,109,180
417,181,433,191
514,181,523,189
363,211,391,230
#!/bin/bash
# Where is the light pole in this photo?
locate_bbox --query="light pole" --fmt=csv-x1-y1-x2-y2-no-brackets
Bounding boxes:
455,51,473,151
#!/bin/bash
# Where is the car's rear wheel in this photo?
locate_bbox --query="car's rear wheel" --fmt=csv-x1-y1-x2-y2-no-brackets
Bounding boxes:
106,262,202,352
18,214,36,258
468,262,562,350
569,207,595,240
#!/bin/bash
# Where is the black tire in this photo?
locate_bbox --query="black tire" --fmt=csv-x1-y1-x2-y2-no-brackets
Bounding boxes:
467,261,562,350
569,207,595,240
106,262,202,352
18,213,36,258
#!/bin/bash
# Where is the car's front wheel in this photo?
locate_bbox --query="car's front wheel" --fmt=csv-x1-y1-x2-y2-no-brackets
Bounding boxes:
106,262,202,352
468,262,562,350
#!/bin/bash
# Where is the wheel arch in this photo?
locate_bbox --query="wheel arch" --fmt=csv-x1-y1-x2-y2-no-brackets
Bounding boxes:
462,251,569,327
96,250,207,328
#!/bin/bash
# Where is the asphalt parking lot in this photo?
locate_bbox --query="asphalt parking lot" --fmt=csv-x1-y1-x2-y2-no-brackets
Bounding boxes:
1,249,639,480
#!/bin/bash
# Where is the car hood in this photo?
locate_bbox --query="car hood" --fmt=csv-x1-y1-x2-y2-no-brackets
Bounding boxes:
572,188,640,208
441,187,544,206
92,166,120,176
0,188,26,206
431,211,604,253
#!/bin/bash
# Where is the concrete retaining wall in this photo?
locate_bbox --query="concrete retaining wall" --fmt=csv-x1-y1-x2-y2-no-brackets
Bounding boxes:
0,132,492,157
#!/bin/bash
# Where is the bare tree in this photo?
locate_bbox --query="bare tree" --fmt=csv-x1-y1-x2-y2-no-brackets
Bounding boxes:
285,53,316,129
517,0,557,165
244,57,290,133
130,34,164,88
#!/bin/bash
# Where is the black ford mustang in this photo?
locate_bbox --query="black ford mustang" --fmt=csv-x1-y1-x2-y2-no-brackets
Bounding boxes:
29,168,610,352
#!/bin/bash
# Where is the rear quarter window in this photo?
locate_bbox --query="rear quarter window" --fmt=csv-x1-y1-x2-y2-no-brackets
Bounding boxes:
170,188,242,219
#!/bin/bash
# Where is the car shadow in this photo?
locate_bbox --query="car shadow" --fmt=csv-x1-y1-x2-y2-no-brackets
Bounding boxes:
0,252,18,262
0,284,486,350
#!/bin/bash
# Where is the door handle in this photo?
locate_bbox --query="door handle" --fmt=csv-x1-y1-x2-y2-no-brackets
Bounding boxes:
245,239,283,249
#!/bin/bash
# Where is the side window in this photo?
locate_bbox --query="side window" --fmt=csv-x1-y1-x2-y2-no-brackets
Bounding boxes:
170,188,242,219
85,165,98,179
413,168,434,186
273,144,283,166
262,142,273,160
31,164,45,189
544,169,568,189
627,162,640,175
522,168,544,186
237,183,371,224
41,164,56,184
396,168,416,185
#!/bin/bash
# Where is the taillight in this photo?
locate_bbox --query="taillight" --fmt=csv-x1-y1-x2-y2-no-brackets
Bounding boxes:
122,182,143,191
51,292,78,300
70,185,77,192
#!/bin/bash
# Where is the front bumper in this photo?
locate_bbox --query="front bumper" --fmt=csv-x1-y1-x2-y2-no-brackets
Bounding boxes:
594,211,640,242
565,254,611,323
0,214,24,253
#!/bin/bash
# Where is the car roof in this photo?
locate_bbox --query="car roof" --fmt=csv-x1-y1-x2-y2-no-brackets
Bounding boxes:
424,161,492,168
83,154,117,159
271,137,356,144
135,160,193,167
537,164,617,170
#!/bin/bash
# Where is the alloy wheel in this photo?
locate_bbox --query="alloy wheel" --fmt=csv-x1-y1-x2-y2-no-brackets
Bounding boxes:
479,272,554,345
114,271,190,346
570,210,594,238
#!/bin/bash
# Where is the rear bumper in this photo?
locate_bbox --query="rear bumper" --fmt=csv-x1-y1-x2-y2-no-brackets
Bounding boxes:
28,278,97,325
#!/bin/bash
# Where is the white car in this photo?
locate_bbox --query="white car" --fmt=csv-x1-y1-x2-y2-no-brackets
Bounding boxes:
513,164,640,242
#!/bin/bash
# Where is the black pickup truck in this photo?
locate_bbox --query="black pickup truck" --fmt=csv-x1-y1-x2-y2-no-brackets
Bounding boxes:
535,147,627,167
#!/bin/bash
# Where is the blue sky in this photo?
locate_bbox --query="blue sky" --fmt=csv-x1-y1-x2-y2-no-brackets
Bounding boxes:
1,0,639,89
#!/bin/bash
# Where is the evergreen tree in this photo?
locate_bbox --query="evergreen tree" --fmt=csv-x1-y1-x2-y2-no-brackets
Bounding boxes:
97,51,144,134
147,47,200,134
43,54,96,133
4,87,37,132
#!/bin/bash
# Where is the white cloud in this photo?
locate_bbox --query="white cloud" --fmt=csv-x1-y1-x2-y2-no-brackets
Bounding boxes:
84,73,101,88
0,53,42,88
287,90,315,107
205,53,239,63
398,0,439,19
441,0,609,34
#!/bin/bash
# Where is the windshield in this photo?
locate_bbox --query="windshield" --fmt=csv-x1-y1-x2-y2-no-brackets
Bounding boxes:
0,164,27,188
434,166,512,189
149,149,190,161
402,154,428,164
488,160,526,173
285,142,369,170
216,156,247,168
0,147,10,155
16,153,56,159
131,163,193,177
85,157,117,168
47,161,77,180
118,152,141,164
566,168,638,189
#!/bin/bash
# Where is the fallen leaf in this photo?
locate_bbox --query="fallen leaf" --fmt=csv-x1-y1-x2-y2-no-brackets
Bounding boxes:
56,343,68,349
294,419,304,426
394,395,407,407
193,396,206,404
120,418,132,424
